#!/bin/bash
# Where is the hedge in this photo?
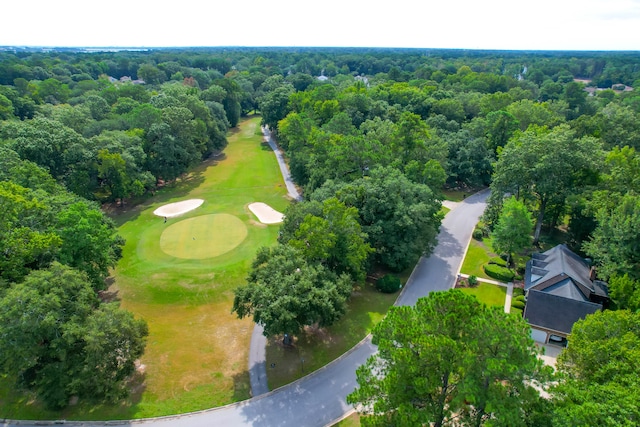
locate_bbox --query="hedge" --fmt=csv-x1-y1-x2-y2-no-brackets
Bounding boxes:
489,256,507,267
483,263,515,282
375,274,402,293
511,300,526,309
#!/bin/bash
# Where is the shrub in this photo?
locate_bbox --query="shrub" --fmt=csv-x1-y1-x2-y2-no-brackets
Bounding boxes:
473,229,483,240
511,300,526,309
375,274,402,293
483,263,515,282
468,275,478,286
489,257,507,267
514,295,526,303
512,287,525,297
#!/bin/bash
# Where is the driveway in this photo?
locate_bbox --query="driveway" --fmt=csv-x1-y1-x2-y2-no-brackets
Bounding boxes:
3,190,488,427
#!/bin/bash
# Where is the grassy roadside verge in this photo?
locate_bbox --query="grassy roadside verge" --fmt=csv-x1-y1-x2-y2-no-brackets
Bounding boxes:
460,236,497,280
265,281,398,390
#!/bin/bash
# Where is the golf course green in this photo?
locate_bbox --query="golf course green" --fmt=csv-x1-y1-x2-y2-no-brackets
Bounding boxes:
160,214,248,259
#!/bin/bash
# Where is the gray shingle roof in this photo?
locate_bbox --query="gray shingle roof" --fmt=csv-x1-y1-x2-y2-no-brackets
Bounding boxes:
524,289,602,334
525,244,601,300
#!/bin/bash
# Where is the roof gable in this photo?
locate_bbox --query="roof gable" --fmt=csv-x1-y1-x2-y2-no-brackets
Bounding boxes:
525,244,598,300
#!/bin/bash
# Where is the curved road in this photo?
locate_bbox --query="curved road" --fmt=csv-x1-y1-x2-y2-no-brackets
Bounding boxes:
3,190,487,427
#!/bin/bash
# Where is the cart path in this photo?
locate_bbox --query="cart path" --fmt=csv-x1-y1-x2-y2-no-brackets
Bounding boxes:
262,126,302,201
247,126,304,399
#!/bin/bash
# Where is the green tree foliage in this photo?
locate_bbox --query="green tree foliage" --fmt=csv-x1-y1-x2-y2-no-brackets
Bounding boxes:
91,130,155,202
599,145,640,197
374,274,401,293
258,76,295,131
55,201,124,290
213,78,242,127
490,125,602,243
506,99,565,131
348,290,547,427
553,310,640,427
608,274,640,311
0,181,61,283
562,81,590,119
312,167,442,271
0,93,13,120
36,77,71,104
0,263,148,409
595,104,640,150
445,129,493,187
1,116,87,181
485,110,519,153
279,198,373,281
137,63,167,85
232,245,352,337
583,194,640,280
492,196,533,264
0,173,123,289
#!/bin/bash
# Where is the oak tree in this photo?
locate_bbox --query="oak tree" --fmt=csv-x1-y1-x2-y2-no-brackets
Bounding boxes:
232,245,352,337
348,290,547,427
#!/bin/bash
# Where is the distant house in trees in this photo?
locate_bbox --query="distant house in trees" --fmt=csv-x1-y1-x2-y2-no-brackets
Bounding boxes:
523,244,609,346
106,76,146,85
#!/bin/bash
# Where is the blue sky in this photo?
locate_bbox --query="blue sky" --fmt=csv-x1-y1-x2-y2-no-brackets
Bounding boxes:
2,0,639,50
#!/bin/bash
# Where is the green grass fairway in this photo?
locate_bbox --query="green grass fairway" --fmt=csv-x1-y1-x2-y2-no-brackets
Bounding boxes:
160,214,247,259
0,116,289,420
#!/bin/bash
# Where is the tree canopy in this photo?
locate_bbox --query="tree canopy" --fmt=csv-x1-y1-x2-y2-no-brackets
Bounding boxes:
0,263,148,409
312,166,442,271
348,290,548,427
553,310,640,427
232,245,352,337
489,125,602,243
492,196,533,264
278,197,373,281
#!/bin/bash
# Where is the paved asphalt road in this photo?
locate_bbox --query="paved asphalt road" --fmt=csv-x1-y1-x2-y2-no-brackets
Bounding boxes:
3,190,488,427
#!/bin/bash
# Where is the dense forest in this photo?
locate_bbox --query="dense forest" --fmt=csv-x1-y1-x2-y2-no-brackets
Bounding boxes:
1,47,640,423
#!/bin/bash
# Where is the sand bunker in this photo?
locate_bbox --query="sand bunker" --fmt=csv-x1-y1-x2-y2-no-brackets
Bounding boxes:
248,202,284,224
153,199,204,218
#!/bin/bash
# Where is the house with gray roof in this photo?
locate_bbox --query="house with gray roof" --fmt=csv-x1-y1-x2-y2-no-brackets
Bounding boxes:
523,244,609,345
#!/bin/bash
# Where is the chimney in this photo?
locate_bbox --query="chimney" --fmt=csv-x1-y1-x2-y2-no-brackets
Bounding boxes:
590,266,597,281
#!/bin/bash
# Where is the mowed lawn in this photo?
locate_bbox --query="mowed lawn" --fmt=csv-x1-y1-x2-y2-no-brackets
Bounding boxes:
460,236,497,280
0,116,289,420
460,282,507,308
